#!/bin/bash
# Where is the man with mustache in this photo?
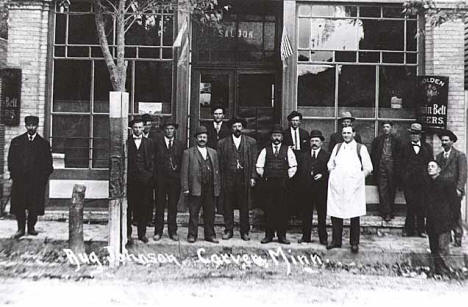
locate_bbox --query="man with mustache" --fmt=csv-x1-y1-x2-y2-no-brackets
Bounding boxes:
217,118,257,241
181,126,221,243
435,129,467,246
256,124,297,244
299,130,330,245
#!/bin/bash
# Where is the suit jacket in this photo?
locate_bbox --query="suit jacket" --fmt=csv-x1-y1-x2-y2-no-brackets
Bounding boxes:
153,135,185,182
399,140,433,187
328,132,362,153
217,134,257,191
205,121,231,149
370,134,401,182
8,133,53,215
181,146,221,197
127,136,154,186
301,148,330,196
283,127,310,153
426,176,458,234
436,147,467,196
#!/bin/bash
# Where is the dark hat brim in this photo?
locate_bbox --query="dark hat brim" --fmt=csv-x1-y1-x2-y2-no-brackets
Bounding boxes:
309,135,325,141
162,122,179,129
437,129,457,142
227,118,247,128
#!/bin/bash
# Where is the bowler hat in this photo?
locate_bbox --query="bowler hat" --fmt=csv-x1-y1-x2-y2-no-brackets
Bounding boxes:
162,117,179,129
408,123,424,134
339,111,355,121
309,130,325,141
25,115,39,125
270,124,284,134
438,129,457,142
194,126,208,137
142,114,152,123
287,111,303,121
129,115,144,128
227,117,247,128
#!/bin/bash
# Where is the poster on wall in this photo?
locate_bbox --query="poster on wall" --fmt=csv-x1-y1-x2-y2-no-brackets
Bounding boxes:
416,75,448,131
0,68,22,126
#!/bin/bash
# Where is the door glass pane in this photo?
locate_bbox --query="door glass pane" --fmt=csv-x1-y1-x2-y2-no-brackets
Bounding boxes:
53,60,91,112
353,120,375,149
238,74,275,107
93,115,109,168
94,61,113,113
301,119,335,151
134,61,172,114
52,115,90,168
310,19,359,51
338,65,375,118
199,73,230,120
297,65,335,117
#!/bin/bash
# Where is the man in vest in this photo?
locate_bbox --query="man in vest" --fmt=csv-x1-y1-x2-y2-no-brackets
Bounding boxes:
181,126,221,243
256,124,297,244
435,129,467,246
153,118,185,241
218,118,257,241
327,126,373,253
127,116,154,244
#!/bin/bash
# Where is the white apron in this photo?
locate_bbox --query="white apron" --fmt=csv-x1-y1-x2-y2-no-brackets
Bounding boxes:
327,142,369,219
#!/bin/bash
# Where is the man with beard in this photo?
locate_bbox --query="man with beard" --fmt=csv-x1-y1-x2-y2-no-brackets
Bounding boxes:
299,130,329,245
217,118,257,241
153,118,185,241
127,116,154,243
181,126,221,243
400,123,433,238
435,129,467,246
8,116,53,239
328,112,362,152
327,126,373,253
256,124,297,244
283,111,310,218
205,105,230,149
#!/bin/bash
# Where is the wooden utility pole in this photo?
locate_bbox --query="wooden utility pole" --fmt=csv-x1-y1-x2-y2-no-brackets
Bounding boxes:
69,184,86,254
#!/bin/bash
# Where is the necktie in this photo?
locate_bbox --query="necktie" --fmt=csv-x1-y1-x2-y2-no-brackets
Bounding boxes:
29,135,33,142
169,139,173,149
215,123,220,134
313,150,317,159
444,151,449,159
274,145,279,157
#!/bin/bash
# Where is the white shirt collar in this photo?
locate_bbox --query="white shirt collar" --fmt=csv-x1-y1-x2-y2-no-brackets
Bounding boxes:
164,136,174,144
311,147,321,155
28,133,37,141
197,146,208,159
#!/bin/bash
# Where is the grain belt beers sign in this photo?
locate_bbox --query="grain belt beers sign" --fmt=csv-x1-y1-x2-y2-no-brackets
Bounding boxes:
416,76,449,131
0,68,22,126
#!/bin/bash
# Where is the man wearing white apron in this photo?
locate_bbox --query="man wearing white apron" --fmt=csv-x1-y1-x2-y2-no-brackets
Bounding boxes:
326,126,373,253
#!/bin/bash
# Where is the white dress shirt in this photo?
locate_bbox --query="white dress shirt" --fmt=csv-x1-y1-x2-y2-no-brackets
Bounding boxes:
165,136,174,149
412,140,421,154
133,134,142,149
311,148,321,158
197,146,208,160
290,127,300,150
256,143,297,178
443,148,451,159
214,122,222,134
28,133,37,142
232,134,241,149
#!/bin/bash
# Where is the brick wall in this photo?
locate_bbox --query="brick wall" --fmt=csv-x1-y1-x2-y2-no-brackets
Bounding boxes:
3,0,50,187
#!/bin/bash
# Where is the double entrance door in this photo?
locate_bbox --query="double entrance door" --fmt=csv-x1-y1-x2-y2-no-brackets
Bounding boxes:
191,69,279,147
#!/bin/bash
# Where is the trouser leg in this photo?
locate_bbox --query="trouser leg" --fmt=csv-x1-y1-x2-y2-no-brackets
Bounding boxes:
16,210,26,232
276,179,288,238
404,188,417,234
316,195,328,243
263,180,278,238
331,217,343,246
378,161,394,216
223,182,235,234
154,181,166,235
27,211,37,232
167,178,180,236
202,184,215,238
301,198,313,241
238,177,250,235
188,196,201,239
350,217,360,245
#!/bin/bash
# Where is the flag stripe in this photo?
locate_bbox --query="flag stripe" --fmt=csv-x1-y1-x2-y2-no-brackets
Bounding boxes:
173,19,188,48
281,26,293,61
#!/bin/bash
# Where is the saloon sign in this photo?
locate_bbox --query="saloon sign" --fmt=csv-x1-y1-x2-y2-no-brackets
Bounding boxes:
416,76,449,131
0,68,22,126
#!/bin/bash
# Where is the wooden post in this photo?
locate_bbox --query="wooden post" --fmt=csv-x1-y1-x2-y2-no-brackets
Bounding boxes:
108,91,129,267
69,184,86,254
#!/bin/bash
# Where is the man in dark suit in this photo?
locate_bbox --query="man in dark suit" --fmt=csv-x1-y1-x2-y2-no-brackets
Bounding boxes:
400,123,433,237
436,129,467,246
328,112,362,152
153,118,185,241
8,116,53,239
217,118,257,241
127,116,154,243
181,126,221,243
205,105,230,149
426,160,458,275
371,121,401,222
299,130,330,245
283,111,310,217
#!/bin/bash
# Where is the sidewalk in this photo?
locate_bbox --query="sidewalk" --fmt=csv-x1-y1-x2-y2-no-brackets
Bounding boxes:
0,218,467,269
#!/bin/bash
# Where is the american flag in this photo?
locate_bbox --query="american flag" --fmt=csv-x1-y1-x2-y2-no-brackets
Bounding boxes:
281,26,293,62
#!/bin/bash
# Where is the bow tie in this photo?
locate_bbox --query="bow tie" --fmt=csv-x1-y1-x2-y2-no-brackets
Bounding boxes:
133,136,142,140
412,142,420,147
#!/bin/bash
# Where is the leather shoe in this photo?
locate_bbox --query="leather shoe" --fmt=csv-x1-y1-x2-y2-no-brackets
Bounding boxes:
187,236,196,243
383,214,392,222
13,230,25,239
222,231,233,240
298,237,311,244
205,237,219,244
319,239,328,246
418,232,427,238
153,233,162,241
28,229,39,236
138,236,149,243
326,242,341,250
261,236,273,244
278,236,290,245
351,244,359,253
241,233,250,241
169,233,179,241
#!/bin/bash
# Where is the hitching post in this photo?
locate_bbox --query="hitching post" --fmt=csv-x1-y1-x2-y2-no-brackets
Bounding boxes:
69,184,86,254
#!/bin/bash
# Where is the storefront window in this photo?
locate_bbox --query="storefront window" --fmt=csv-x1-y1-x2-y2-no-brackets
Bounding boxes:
52,1,175,169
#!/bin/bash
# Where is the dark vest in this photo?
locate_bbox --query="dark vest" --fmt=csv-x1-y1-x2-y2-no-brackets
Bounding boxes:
227,138,245,173
264,144,289,178
198,150,214,185
128,141,146,180
160,141,179,178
